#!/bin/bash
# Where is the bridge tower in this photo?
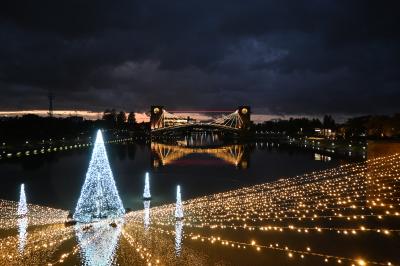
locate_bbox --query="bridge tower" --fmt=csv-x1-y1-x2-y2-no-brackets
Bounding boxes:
237,106,251,130
150,106,164,130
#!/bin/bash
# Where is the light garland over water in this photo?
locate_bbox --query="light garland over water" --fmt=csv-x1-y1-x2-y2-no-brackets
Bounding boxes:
73,130,125,223
0,153,400,265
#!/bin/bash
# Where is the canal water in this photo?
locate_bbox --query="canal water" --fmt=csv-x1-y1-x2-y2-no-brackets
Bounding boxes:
0,134,350,212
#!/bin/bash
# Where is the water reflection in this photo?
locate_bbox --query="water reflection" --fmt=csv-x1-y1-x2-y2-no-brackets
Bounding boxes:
151,142,249,168
1,153,399,265
75,219,123,266
314,153,331,162
143,200,151,231
175,220,183,257
181,132,224,146
17,217,28,254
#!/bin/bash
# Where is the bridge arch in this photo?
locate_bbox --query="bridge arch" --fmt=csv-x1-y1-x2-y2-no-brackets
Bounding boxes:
150,106,251,134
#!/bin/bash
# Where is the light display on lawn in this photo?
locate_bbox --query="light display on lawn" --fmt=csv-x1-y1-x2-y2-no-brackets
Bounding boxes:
0,153,399,265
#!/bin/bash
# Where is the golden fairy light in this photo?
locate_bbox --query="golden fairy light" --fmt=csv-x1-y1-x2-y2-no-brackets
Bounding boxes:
1,153,400,265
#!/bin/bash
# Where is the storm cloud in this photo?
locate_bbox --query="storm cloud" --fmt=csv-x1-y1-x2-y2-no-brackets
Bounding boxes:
0,0,399,116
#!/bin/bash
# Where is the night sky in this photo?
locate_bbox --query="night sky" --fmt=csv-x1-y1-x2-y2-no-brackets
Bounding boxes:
0,1,399,117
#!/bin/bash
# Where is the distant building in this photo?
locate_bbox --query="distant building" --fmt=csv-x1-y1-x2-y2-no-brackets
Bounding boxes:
314,128,336,139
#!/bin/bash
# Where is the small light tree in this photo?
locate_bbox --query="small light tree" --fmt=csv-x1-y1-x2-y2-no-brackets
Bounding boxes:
143,172,151,200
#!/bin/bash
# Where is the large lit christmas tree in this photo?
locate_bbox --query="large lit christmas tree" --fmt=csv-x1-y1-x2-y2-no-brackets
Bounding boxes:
17,184,28,216
73,130,125,223
143,172,151,200
175,185,184,219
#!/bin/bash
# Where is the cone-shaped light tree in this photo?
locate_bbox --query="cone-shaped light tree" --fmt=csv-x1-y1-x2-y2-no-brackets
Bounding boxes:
175,185,184,219
143,172,151,200
17,184,28,253
73,130,125,223
17,184,28,216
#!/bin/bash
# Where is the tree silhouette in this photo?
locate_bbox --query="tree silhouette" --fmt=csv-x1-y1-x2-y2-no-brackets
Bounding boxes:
116,111,126,127
127,112,136,125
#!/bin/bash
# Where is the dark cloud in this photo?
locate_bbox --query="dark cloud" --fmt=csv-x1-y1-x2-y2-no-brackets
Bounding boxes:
0,0,399,116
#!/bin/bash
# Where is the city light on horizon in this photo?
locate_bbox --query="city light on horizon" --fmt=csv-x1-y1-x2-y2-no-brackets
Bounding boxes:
0,110,150,123
0,109,355,124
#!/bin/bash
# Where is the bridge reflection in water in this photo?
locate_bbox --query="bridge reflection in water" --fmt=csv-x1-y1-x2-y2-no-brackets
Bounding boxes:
150,141,249,169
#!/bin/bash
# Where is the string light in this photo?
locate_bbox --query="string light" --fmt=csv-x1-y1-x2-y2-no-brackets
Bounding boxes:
125,153,400,265
1,153,399,265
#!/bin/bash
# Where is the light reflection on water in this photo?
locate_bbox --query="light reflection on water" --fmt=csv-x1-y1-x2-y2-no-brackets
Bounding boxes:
75,219,123,266
183,132,223,147
151,142,249,168
175,220,183,257
0,133,377,265
0,133,349,212
0,153,399,265
17,217,28,254
143,200,151,231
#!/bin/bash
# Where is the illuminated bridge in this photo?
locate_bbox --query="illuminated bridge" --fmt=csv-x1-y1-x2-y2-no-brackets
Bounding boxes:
151,142,249,168
150,106,251,134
